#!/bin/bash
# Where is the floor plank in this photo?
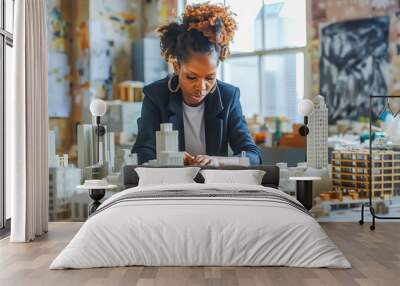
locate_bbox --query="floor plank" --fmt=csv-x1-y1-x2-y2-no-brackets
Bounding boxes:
0,222,399,286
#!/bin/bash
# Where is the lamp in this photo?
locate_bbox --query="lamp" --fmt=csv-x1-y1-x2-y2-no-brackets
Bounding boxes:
90,99,107,164
297,99,315,162
79,99,108,216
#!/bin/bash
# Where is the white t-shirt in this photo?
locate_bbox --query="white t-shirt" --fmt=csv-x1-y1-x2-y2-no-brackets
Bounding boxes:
182,101,206,156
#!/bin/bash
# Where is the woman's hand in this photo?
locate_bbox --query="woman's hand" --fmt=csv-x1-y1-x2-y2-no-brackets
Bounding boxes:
184,152,196,166
193,155,219,166
184,152,219,166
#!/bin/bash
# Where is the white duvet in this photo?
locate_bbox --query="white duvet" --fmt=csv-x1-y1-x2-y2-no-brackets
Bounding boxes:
50,183,351,269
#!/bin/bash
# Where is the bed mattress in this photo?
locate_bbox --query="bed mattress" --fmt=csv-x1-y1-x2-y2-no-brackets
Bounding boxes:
50,183,350,269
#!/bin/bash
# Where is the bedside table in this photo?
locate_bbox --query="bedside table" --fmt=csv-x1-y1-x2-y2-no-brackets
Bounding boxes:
77,180,117,215
289,176,321,210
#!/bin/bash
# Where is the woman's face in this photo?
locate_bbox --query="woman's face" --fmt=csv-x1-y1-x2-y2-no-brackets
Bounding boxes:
174,52,218,106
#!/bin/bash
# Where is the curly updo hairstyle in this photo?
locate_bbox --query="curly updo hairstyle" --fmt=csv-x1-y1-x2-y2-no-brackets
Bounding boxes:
156,3,237,63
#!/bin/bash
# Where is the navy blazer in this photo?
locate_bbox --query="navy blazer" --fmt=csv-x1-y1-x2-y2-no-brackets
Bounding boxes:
131,77,262,165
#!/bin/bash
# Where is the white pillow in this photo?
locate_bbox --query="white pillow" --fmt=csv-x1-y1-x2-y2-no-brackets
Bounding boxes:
135,167,200,186
200,169,266,185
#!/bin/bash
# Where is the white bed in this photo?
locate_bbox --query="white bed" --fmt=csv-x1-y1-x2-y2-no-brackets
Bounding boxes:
50,183,351,269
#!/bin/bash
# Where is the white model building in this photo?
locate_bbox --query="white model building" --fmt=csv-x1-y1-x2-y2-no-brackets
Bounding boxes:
77,124,116,179
49,165,81,221
276,162,308,195
307,95,329,169
48,132,80,220
149,123,184,166
70,192,91,221
49,131,69,168
48,131,58,167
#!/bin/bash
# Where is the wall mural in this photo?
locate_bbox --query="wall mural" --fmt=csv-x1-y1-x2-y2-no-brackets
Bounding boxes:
319,16,390,123
310,0,400,110
89,0,140,100
47,0,71,118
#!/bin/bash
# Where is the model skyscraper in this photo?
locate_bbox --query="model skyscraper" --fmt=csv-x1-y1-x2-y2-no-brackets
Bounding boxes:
307,95,328,169
149,123,184,166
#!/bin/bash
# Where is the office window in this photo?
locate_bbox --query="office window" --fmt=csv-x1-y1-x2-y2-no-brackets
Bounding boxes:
262,52,304,122
225,0,263,52
5,44,11,220
186,0,308,119
263,0,306,49
1,0,14,229
223,57,260,116
5,0,13,33
0,37,3,230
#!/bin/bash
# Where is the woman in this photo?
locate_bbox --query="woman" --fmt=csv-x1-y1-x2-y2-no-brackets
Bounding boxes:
132,3,262,166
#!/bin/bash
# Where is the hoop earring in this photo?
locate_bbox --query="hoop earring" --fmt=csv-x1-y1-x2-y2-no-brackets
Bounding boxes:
168,74,180,93
210,83,217,94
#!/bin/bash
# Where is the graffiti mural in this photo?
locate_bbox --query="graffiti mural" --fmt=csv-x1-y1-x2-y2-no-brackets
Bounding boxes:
319,16,390,123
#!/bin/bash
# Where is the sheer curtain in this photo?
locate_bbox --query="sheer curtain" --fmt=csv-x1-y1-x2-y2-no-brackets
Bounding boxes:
7,0,49,242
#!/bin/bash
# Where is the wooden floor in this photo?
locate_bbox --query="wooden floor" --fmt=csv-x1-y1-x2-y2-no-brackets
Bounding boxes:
0,222,399,286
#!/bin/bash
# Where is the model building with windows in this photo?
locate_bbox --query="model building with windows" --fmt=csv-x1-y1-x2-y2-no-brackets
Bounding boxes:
148,123,185,166
330,149,400,199
307,95,328,169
